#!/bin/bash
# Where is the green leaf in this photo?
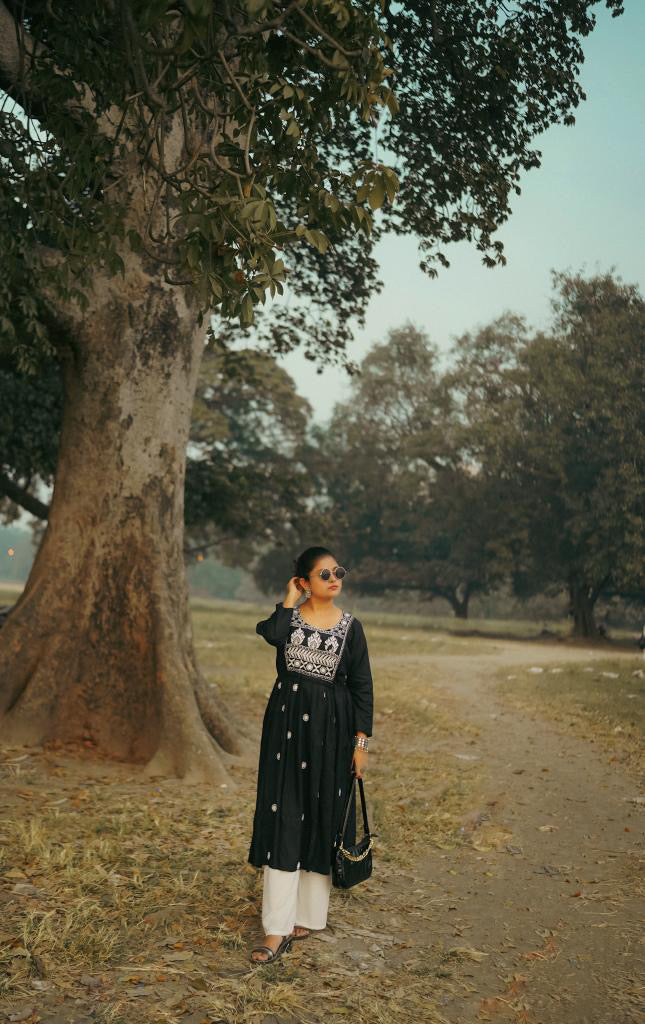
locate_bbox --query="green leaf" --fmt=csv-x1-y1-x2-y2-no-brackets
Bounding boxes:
239,294,254,325
286,118,300,138
368,178,386,210
305,229,329,254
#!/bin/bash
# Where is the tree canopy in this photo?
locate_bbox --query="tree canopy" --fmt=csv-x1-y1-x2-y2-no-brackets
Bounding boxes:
0,0,625,372
298,324,513,616
185,341,314,560
256,271,644,635
455,271,645,633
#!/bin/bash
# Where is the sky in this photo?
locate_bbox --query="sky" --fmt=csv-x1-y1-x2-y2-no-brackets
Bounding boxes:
278,2,645,424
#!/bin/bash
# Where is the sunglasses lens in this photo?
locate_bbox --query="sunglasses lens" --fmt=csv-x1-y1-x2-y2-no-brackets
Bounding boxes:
320,569,331,580
334,567,346,580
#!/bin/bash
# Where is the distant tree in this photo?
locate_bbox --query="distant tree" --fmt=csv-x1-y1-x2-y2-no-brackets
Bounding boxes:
185,342,314,563
306,324,510,616
456,272,645,636
0,0,622,778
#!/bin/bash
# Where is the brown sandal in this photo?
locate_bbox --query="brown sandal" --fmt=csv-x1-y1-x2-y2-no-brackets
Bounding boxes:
288,925,311,942
250,934,293,964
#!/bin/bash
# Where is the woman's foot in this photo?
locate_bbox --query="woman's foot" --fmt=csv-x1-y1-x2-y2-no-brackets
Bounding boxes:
250,933,289,962
289,925,311,940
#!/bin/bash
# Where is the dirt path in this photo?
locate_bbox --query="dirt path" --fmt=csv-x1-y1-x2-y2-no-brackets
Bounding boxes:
366,640,643,1024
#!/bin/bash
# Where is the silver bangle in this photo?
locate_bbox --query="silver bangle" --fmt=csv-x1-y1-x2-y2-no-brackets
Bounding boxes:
353,735,368,751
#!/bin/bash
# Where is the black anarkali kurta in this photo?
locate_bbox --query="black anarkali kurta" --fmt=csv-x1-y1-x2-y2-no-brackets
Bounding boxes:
248,601,374,875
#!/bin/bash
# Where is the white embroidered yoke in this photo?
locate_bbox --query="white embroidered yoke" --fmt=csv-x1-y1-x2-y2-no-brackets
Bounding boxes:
285,606,353,682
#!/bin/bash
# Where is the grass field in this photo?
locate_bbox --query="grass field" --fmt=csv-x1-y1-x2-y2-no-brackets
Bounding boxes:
0,599,479,1023
495,657,645,781
2,580,640,645
0,596,642,1023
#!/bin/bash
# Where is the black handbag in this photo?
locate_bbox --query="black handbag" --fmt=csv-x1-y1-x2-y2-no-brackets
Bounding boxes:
332,774,375,889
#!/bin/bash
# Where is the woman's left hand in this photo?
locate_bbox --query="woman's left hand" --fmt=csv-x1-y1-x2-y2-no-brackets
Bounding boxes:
352,748,368,779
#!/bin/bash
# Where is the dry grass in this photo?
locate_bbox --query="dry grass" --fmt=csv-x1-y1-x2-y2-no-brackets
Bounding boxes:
495,656,645,782
0,601,480,1024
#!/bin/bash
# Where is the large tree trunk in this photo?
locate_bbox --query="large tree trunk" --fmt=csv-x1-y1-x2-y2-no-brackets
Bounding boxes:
0,263,252,784
568,577,599,638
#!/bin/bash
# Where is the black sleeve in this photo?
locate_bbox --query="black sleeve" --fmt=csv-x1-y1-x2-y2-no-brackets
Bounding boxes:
346,618,374,737
256,602,293,647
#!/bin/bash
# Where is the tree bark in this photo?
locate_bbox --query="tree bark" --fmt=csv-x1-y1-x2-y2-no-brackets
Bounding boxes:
0,260,252,784
568,577,599,638
444,585,471,619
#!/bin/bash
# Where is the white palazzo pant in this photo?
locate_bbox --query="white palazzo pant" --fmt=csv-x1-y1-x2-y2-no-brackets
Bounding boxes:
262,865,332,936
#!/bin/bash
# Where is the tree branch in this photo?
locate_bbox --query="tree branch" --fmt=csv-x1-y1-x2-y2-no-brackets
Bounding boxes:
0,472,50,520
294,6,361,58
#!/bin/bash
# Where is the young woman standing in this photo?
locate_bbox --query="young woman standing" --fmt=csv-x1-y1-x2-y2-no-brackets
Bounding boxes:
248,546,374,963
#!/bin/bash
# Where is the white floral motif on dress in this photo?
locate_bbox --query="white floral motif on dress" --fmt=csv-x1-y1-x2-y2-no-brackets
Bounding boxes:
307,630,322,649
290,627,305,645
324,634,339,653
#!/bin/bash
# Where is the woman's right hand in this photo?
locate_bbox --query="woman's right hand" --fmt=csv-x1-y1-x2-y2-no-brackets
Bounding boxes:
284,576,302,607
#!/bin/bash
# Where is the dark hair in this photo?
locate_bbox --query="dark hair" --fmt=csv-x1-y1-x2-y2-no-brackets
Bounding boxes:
293,546,336,580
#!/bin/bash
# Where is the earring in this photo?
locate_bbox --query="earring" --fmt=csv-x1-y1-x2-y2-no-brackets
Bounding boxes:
304,587,311,598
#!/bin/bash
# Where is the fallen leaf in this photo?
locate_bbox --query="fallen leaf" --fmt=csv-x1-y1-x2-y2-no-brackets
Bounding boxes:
11,883,42,896
124,985,156,997
448,946,489,962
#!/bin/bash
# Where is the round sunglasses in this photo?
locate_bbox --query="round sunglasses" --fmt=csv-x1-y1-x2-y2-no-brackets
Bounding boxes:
310,566,348,581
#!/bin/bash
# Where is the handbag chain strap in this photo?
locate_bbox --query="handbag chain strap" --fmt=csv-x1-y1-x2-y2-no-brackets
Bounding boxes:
338,836,373,861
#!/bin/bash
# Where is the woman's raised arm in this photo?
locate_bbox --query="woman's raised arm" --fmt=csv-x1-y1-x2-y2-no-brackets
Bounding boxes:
256,577,301,646
256,602,294,647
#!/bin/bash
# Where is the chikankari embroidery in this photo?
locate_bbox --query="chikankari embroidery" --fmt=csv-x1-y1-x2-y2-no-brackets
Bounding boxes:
285,607,353,682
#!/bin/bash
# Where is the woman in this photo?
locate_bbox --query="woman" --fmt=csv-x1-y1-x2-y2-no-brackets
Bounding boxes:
248,546,374,964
